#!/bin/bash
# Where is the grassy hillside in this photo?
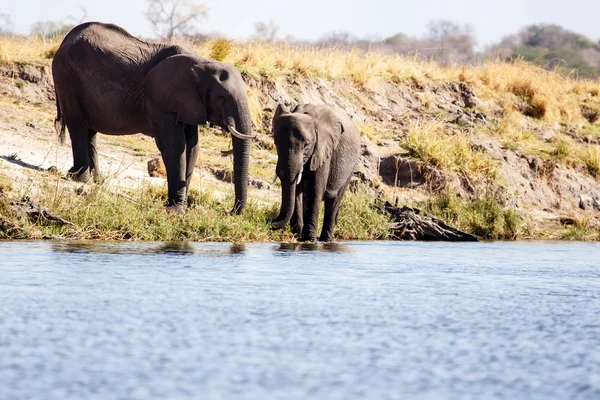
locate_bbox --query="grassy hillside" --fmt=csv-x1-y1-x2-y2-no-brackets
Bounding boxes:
1,35,599,241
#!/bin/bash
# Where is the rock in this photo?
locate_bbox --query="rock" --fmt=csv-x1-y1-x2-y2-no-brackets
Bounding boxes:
354,138,382,186
147,157,166,178
25,122,36,129
348,176,362,193
20,65,43,84
210,167,270,190
379,155,430,188
579,194,594,210
581,105,599,124
46,166,60,175
560,216,578,226
377,139,399,149
250,178,271,190
211,167,232,183
459,82,479,108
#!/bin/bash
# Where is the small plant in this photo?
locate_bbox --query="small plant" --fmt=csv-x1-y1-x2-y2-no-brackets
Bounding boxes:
44,44,60,59
553,135,573,161
209,38,233,61
509,78,548,119
584,145,600,177
15,81,25,89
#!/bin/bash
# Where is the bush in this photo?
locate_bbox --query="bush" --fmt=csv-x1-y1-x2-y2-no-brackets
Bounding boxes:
425,190,521,240
210,38,233,61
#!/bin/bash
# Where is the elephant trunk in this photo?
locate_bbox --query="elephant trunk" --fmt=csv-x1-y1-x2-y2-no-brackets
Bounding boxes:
272,180,296,230
229,101,252,214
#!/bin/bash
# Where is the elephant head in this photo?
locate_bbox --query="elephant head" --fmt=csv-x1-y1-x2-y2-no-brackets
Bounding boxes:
271,104,343,229
146,55,253,212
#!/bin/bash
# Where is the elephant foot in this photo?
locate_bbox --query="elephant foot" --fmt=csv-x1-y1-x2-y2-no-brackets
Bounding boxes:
67,166,91,183
271,219,288,230
300,235,317,243
291,224,303,237
165,204,185,214
319,235,333,243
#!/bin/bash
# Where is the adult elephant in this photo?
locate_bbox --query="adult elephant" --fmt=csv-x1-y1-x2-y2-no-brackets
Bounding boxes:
52,22,253,212
271,104,360,242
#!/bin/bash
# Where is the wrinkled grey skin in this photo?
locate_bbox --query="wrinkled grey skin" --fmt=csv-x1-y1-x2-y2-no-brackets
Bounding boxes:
52,22,252,212
271,104,360,242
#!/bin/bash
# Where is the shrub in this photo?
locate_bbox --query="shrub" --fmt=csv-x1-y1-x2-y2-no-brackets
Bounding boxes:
209,38,233,61
425,190,521,240
584,145,600,177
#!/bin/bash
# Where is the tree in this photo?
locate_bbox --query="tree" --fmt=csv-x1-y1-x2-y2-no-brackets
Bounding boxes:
0,13,12,35
253,20,279,42
318,32,358,47
489,24,600,78
67,7,88,25
426,20,475,63
145,0,209,42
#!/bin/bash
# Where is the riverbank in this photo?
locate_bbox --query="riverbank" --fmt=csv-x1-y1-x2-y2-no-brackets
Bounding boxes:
1,36,599,241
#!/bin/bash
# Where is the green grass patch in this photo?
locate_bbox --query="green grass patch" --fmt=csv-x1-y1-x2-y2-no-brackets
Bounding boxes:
580,124,600,140
424,190,521,240
552,134,574,161
583,145,600,177
0,174,389,242
335,188,391,240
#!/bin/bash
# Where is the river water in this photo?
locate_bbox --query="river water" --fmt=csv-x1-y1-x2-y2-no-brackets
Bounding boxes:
0,241,599,399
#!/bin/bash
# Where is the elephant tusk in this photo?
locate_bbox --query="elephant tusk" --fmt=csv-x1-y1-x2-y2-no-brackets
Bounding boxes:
296,172,302,185
228,125,255,140
272,175,278,184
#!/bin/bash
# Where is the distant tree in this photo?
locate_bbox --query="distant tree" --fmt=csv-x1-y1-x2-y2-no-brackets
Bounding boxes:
318,32,358,47
145,0,209,42
67,7,88,25
253,20,279,42
490,24,600,78
379,21,476,63
383,33,408,47
30,20,74,38
425,20,475,63
0,12,13,35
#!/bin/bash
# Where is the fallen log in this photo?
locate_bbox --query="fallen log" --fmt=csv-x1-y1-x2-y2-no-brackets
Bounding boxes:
11,197,74,227
377,201,478,242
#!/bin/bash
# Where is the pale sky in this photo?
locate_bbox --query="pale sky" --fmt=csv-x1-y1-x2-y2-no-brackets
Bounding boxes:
3,0,600,48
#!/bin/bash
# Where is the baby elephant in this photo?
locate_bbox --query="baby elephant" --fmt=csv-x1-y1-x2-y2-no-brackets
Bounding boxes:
271,104,361,242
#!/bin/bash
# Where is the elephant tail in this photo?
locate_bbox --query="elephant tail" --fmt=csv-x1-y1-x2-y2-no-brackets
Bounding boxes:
54,93,66,145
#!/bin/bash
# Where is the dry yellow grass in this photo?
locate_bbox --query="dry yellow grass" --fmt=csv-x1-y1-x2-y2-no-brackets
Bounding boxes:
401,118,498,179
0,35,60,63
2,35,600,125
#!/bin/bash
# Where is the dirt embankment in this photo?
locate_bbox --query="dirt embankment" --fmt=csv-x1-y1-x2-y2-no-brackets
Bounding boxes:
1,61,600,239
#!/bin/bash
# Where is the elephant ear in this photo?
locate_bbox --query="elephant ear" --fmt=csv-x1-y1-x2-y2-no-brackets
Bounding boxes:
272,103,290,136
309,107,344,171
146,55,208,125
274,103,290,119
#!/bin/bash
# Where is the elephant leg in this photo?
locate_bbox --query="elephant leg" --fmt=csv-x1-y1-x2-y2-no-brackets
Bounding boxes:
290,183,303,236
184,124,199,191
64,117,91,182
87,129,100,182
155,121,187,211
320,182,350,242
301,165,330,242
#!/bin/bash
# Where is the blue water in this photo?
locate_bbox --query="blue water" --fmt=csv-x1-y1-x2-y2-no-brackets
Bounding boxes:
0,241,599,400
